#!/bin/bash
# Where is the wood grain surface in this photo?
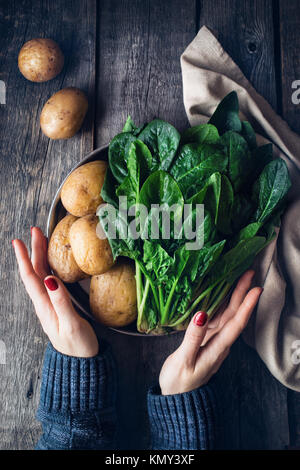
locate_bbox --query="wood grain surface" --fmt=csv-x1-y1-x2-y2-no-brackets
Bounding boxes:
0,0,96,450
0,0,299,450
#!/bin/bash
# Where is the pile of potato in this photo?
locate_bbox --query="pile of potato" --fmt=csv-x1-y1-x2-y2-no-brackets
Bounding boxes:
48,161,137,328
18,38,88,139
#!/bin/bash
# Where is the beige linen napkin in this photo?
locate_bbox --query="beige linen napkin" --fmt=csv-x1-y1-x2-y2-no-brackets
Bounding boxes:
181,26,300,391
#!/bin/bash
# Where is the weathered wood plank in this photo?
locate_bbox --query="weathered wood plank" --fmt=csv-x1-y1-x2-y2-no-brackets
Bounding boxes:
278,0,300,447
0,0,96,449
95,0,196,449
198,0,278,109
279,0,300,135
197,0,290,449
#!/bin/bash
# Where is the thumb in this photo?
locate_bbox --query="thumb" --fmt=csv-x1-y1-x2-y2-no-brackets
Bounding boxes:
179,311,209,366
44,276,79,326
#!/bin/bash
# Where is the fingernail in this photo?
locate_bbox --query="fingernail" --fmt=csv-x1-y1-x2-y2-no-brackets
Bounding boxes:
44,277,58,291
12,239,15,248
194,311,207,327
30,226,34,236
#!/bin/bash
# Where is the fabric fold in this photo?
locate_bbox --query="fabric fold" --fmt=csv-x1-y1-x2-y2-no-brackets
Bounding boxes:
181,26,300,391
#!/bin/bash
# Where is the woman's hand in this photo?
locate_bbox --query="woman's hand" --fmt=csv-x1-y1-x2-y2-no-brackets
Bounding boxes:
159,270,262,395
12,227,99,358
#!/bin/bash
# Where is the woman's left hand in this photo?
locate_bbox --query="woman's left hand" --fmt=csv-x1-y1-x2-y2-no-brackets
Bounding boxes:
159,270,262,395
12,227,99,358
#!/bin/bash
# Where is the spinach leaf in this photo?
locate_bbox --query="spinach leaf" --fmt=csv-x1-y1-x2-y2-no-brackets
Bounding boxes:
196,240,226,279
108,132,136,183
220,131,252,192
186,183,208,205
116,140,152,206
122,116,137,133
170,143,227,199
234,222,262,244
139,170,184,241
181,123,220,145
143,240,174,281
250,143,273,184
138,119,180,171
204,173,233,234
139,170,184,215
241,121,257,150
209,91,242,135
99,206,140,261
231,193,254,232
122,115,145,135
100,167,119,208
252,159,291,224
207,236,266,286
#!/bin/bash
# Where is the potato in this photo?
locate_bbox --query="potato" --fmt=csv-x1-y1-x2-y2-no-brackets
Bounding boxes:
48,214,87,283
61,161,107,217
90,261,137,327
18,38,64,82
69,214,114,276
40,87,88,139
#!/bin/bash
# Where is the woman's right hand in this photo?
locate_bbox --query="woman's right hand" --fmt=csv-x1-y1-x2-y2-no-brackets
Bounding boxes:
159,270,262,395
12,227,99,358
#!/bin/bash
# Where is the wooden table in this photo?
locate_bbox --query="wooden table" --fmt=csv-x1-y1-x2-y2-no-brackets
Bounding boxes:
0,0,299,450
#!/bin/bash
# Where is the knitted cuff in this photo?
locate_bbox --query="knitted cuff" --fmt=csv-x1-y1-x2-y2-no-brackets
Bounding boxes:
147,384,218,450
37,342,117,425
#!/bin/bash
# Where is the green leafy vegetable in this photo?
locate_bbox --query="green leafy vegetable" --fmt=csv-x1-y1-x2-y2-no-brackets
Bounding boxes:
100,93,291,334
170,143,227,199
181,123,220,145
220,131,252,192
209,91,242,135
241,121,257,150
138,119,180,171
108,132,136,183
252,159,291,224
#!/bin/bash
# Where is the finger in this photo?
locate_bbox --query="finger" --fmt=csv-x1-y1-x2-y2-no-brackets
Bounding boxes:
31,227,50,279
204,270,256,342
12,239,55,328
205,301,228,330
179,311,209,367
227,270,255,314
206,287,262,355
43,275,79,327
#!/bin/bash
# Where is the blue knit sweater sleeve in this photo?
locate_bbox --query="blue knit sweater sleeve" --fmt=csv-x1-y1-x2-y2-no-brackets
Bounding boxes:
147,384,219,450
35,342,117,450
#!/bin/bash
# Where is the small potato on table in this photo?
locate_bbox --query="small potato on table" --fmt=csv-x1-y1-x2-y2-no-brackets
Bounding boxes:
18,38,64,82
40,87,88,139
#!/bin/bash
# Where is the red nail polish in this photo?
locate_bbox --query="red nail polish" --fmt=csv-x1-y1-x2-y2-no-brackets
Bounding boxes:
194,311,207,327
12,239,15,248
44,277,58,291
30,227,34,236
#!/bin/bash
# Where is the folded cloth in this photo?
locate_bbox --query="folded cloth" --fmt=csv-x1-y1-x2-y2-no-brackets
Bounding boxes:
181,26,300,391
